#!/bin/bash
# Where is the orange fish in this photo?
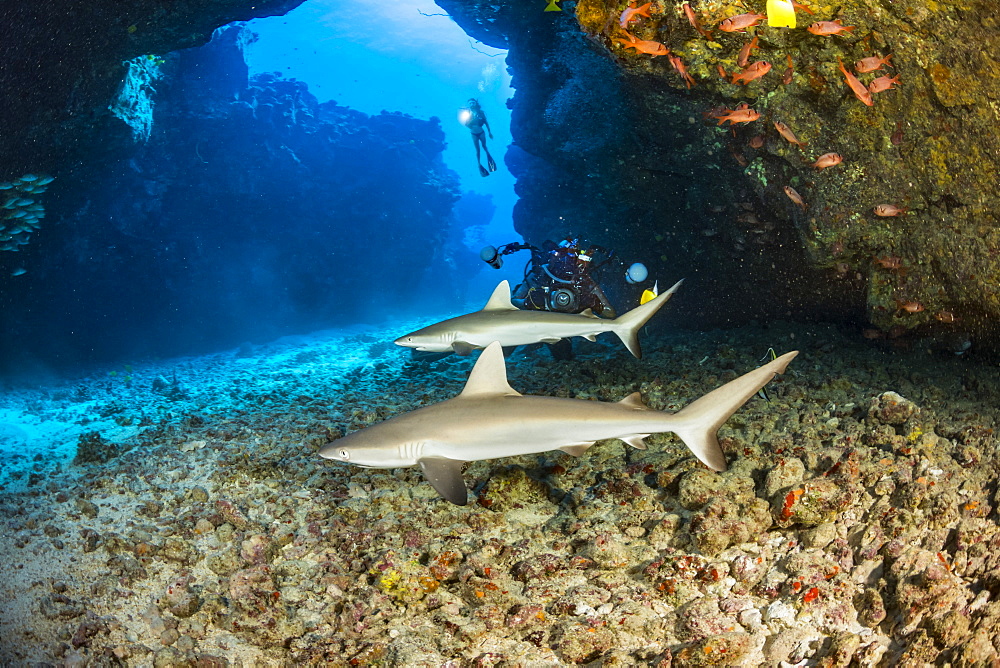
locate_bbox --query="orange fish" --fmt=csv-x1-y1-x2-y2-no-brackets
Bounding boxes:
620,2,653,29
730,146,749,166
614,32,669,56
682,3,713,39
669,54,697,88
782,54,794,84
792,2,815,14
807,20,855,36
873,255,904,270
897,300,924,313
935,311,958,323
869,74,901,94
811,152,843,169
874,204,907,216
774,120,806,146
784,185,806,210
714,106,761,125
855,53,893,73
732,60,771,84
838,57,873,106
737,36,759,68
719,12,766,33
716,64,729,80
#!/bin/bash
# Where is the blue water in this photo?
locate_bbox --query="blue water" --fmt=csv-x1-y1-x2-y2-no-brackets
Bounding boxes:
246,0,520,266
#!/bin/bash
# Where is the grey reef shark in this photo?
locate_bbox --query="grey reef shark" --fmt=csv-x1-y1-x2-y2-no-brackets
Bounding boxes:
394,279,683,358
320,341,798,505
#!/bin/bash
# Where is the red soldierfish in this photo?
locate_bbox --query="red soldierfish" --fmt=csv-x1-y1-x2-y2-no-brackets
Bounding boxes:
732,60,771,84
838,57,874,106
869,74,901,94
715,106,761,125
615,32,669,56
719,13,766,33
855,53,893,73
774,120,806,146
682,3,713,39
874,204,907,216
620,2,653,29
782,54,794,84
807,20,855,36
811,152,843,169
784,186,807,210
669,54,697,88
737,35,759,68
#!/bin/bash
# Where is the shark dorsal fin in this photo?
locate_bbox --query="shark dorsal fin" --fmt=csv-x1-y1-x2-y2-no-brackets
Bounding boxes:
618,392,647,409
459,341,522,397
481,281,519,312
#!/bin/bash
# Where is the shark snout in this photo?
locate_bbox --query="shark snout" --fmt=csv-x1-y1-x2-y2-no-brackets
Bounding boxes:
319,442,348,460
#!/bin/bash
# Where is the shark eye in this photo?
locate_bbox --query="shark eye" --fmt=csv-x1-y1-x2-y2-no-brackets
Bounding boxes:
339,449,350,460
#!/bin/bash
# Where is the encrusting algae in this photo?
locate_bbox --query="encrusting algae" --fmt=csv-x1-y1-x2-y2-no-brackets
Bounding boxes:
2,320,1000,663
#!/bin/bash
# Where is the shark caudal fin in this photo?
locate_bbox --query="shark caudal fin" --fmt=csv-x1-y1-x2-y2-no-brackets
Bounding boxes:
611,279,683,358
667,351,798,471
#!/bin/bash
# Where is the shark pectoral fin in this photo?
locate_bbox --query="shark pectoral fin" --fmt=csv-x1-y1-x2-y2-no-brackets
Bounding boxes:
582,333,598,342
419,457,469,505
578,308,599,319
482,280,520,311
452,341,477,356
621,434,650,450
540,337,563,344
559,442,595,456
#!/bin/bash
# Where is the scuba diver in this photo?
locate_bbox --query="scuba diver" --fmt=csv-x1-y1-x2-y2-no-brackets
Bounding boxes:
460,99,497,177
481,237,648,359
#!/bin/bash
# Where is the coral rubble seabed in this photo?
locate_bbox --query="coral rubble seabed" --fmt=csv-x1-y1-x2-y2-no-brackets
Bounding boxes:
1,320,999,665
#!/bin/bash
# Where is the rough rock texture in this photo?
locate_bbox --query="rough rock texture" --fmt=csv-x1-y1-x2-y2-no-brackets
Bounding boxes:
4,0,997,354
3,320,1000,664
440,0,1000,354
0,0,305,173
0,28,461,369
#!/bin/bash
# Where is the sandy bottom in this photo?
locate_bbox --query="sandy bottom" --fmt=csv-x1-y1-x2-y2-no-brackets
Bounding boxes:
1,318,998,666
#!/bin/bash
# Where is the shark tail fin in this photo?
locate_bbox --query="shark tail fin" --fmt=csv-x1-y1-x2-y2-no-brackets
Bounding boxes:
611,279,683,358
667,351,799,471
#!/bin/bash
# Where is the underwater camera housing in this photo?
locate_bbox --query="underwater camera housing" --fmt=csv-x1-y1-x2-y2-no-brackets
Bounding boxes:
481,238,617,317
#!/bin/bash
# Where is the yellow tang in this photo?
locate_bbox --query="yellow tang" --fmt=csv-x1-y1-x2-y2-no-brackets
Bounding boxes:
767,0,796,28
544,0,561,11
640,280,659,305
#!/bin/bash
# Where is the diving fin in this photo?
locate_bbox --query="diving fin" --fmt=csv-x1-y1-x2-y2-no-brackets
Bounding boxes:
487,155,497,172
479,164,490,177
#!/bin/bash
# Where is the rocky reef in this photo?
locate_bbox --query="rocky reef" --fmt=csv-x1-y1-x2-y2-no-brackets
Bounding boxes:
440,0,1000,355
0,27,461,371
0,0,305,175
2,321,1000,664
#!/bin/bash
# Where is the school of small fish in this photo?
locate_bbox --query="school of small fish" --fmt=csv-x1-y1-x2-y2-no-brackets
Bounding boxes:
0,173,52,262
606,1,921,325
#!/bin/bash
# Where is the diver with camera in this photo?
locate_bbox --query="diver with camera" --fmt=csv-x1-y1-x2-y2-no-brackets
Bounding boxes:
480,237,651,359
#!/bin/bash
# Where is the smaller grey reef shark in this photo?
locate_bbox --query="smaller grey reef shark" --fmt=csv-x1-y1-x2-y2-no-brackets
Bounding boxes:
394,279,683,359
320,341,798,505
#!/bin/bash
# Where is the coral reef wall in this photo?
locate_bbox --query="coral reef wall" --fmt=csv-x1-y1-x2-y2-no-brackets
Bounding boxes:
0,0,305,174
0,28,460,371
439,0,1000,352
